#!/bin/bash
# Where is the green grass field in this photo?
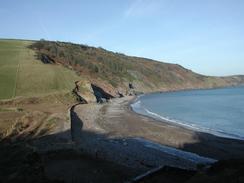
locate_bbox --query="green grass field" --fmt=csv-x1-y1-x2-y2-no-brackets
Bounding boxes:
0,39,81,100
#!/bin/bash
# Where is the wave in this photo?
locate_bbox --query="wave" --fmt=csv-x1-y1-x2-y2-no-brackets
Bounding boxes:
131,98,244,141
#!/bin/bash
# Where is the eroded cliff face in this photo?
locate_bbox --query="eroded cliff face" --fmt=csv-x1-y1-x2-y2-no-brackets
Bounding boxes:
74,80,116,103
74,77,244,104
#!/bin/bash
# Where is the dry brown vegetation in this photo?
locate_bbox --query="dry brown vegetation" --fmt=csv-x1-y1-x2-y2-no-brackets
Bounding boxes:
30,40,244,97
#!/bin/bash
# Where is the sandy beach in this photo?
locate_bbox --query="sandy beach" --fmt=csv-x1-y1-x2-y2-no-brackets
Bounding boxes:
72,96,244,171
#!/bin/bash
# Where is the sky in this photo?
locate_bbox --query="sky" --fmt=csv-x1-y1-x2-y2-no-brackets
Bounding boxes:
0,0,244,76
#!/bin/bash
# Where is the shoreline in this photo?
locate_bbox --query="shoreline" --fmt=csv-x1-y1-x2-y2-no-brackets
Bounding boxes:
73,98,201,171
2,92,243,182
130,94,244,141
97,96,244,160
72,95,244,173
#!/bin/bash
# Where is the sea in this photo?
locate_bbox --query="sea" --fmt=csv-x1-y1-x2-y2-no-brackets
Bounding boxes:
131,86,244,140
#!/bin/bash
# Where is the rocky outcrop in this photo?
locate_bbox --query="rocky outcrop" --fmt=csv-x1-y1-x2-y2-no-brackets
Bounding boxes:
72,79,135,103
40,54,55,64
91,84,114,103
72,81,88,104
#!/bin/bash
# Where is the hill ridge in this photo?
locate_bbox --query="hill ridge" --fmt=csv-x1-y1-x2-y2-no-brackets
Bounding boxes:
29,39,244,101
1,39,244,101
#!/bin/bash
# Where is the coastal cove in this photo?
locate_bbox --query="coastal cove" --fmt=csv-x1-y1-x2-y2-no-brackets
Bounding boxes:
71,95,244,163
1,0,244,180
131,86,244,141
1,38,244,182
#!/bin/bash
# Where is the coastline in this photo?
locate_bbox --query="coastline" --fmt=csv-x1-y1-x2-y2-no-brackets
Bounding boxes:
100,98,244,160
73,95,244,170
127,96,244,159
130,93,244,141
1,91,244,182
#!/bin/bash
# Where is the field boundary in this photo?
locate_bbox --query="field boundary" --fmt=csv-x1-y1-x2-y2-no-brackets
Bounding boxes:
12,51,20,99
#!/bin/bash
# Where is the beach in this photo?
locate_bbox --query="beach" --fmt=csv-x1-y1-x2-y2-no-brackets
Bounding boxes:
37,95,244,182
72,96,244,170
1,87,243,182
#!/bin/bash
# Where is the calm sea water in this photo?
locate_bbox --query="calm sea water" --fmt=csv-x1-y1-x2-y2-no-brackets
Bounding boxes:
131,86,244,140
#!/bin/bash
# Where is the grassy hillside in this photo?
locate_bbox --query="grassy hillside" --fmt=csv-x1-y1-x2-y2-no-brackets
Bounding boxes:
29,40,244,97
1,39,244,101
0,39,82,100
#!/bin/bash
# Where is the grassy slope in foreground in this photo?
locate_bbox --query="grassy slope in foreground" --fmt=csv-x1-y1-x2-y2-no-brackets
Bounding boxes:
0,39,82,100
30,40,244,97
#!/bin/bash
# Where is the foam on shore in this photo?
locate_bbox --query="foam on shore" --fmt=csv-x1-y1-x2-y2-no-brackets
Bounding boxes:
131,96,244,141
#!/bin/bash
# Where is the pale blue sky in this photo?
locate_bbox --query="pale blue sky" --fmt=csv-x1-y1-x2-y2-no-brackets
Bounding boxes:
1,0,244,76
